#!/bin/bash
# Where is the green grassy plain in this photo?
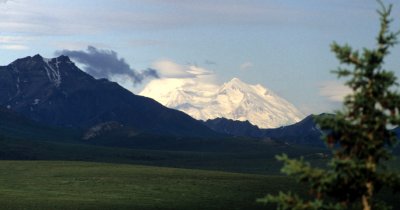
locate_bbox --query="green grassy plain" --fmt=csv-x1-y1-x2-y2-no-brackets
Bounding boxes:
0,161,300,210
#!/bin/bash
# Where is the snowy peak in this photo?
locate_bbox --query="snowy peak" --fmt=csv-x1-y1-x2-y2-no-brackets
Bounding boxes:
8,55,80,88
43,57,62,87
1,54,99,112
220,78,272,99
221,78,252,93
12,55,57,86
225,77,245,86
140,78,305,128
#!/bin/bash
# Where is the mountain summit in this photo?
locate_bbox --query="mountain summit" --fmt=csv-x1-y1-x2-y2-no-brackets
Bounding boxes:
140,77,304,128
0,55,215,137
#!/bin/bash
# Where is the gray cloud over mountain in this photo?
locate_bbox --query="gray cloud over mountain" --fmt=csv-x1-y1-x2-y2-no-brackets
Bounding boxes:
56,46,158,85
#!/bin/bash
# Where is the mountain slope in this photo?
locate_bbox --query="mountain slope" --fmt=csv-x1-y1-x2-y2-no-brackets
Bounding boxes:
204,115,326,146
203,118,265,138
205,114,400,149
0,55,216,137
140,77,304,128
0,106,79,142
262,115,325,146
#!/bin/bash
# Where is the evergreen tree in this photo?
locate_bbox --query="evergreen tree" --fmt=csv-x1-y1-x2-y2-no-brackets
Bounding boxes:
258,1,400,210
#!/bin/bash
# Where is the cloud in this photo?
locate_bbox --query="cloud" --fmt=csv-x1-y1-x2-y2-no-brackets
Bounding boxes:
0,0,10,3
140,60,218,103
153,59,213,79
319,81,351,102
0,44,28,50
240,62,253,71
2,1,270,35
0,36,29,43
139,59,218,95
0,35,32,50
0,0,374,36
53,41,110,51
56,46,159,85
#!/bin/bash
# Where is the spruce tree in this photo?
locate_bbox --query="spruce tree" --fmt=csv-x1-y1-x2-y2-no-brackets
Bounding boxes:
258,1,400,210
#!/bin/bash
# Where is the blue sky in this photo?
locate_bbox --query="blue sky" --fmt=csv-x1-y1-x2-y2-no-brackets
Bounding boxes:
1,0,400,115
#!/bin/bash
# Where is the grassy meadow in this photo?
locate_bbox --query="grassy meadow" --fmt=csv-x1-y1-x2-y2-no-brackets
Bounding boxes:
0,161,302,210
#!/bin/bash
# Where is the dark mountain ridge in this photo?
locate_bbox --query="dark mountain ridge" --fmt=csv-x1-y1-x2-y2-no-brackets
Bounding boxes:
204,114,400,149
0,54,216,137
203,114,327,147
203,118,265,138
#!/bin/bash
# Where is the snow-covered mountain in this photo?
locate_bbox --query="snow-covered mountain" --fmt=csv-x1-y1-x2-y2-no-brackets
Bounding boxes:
140,77,304,128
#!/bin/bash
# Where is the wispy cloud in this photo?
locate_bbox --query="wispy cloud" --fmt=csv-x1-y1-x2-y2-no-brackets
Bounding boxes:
0,36,28,43
319,81,351,102
53,41,110,51
153,59,213,79
56,46,159,85
0,44,28,50
0,0,375,36
240,62,254,71
0,35,32,50
140,59,218,100
139,59,217,92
